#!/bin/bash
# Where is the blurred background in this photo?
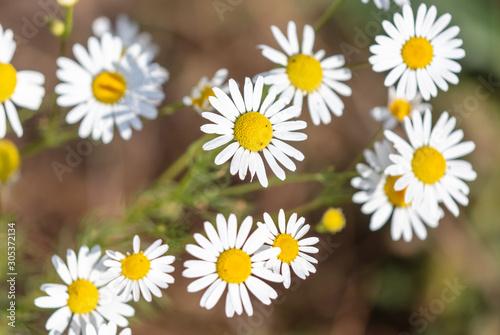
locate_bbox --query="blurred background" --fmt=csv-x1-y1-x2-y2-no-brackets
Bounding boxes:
1,0,500,334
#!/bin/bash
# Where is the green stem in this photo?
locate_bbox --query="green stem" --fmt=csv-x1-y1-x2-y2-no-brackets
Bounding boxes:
347,61,372,71
159,102,185,116
20,129,80,157
314,0,349,31
60,6,74,56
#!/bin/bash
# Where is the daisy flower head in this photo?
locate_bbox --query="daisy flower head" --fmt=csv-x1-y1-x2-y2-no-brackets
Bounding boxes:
384,109,476,219
57,0,79,7
351,139,443,241
183,68,229,113
361,0,409,11
34,245,135,335
258,209,319,289
56,33,166,144
101,235,175,302
0,139,20,185
0,24,45,138
370,86,431,129
201,75,307,188
84,322,131,335
317,207,346,234
258,21,352,125
183,213,283,317
369,4,465,101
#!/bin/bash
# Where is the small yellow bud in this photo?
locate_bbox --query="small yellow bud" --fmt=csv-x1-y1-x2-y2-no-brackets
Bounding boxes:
57,0,79,7
0,139,20,184
49,20,66,37
317,207,346,234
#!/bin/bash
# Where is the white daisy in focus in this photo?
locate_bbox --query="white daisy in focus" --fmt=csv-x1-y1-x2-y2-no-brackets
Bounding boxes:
351,140,443,242
56,33,166,144
384,109,476,218
0,24,45,138
183,213,283,317
258,21,352,125
370,86,431,129
101,235,175,302
369,4,465,101
361,0,409,11
258,209,319,288
34,246,135,335
84,322,131,335
183,68,229,113
201,76,307,188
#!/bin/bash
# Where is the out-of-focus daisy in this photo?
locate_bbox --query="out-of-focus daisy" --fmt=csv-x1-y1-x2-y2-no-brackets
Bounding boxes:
56,33,166,144
258,209,319,289
201,76,307,188
183,68,229,113
0,24,45,138
93,14,159,57
361,0,409,11
0,139,20,185
369,4,465,101
101,235,175,302
258,21,352,125
352,139,443,241
384,110,476,218
370,86,431,129
317,207,346,234
84,322,131,335
34,246,135,335
57,0,79,7
183,213,283,317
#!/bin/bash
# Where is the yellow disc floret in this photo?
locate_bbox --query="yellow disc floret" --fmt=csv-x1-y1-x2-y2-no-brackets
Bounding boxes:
401,37,434,70
121,252,151,280
411,146,446,184
0,140,20,183
92,71,127,104
67,279,99,314
286,54,323,92
0,63,17,103
389,99,412,121
384,175,410,207
233,112,273,152
216,249,252,284
320,207,346,233
191,86,215,110
273,233,299,264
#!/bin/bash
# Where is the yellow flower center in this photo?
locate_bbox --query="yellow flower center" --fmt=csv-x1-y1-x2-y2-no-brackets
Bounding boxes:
411,146,446,184
233,112,273,152
401,37,434,70
92,71,127,104
0,63,18,103
321,208,346,233
121,252,151,280
384,175,410,207
389,99,412,121
0,140,20,183
67,279,99,314
216,249,252,284
286,54,323,92
191,86,215,110
273,234,299,264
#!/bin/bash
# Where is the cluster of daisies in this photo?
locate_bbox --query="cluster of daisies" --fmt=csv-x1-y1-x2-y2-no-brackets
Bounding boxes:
35,211,319,334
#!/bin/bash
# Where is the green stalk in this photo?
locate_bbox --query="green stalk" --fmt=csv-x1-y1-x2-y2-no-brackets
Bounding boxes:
314,0,350,31
60,6,74,56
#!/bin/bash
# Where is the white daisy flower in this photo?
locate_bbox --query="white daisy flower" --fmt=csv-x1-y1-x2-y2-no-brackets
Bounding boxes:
351,140,443,242
361,0,409,11
370,86,431,129
201,76,307,188
258,209,319,289
258,21,352,125
34,246,135,335
183,213,283,317
84,322,131,335
56,33,166,144
384,109,476,218
101,235,175,303
0,24,45,138
369,4,465,101
93,14,159,57
183,68,229,113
